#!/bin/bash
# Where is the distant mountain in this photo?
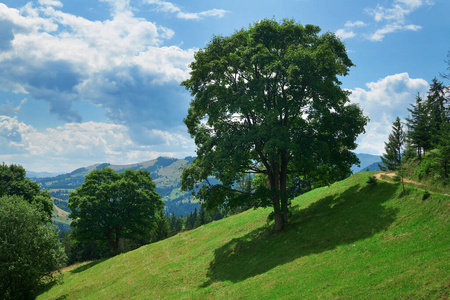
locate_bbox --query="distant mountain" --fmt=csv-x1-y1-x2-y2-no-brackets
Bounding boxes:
352,153,382,173
362,161,385,172
26,170,62,178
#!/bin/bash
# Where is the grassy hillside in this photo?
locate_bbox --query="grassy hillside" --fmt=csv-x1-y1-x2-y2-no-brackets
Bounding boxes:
38,172,449,299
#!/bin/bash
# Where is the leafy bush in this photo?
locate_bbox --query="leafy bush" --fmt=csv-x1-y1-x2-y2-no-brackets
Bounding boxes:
0,196,66,299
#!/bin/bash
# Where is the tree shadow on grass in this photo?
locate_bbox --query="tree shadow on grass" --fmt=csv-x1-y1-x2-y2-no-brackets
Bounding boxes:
202,181,399,286
70,259,105,274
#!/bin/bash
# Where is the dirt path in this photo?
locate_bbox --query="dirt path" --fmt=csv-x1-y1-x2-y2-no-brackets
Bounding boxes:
375,172,450,196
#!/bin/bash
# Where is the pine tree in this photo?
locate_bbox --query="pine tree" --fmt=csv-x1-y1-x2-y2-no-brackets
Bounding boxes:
405,93,431,160
427,77,447,145
194,205,210,228
380,117,405,170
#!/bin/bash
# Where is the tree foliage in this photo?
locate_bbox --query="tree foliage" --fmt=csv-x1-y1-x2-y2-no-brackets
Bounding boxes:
69,168,164,256
0,195,66,300
405,93,431,160
181,19,368,230
0,163,53,223
380,116,405,171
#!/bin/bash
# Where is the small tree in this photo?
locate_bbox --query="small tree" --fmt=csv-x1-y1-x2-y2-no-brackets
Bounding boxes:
69,168,164,256
0,196,66,299
380,117,405,170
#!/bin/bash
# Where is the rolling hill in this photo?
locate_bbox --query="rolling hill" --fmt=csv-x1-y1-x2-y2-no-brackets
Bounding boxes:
38,172,449,299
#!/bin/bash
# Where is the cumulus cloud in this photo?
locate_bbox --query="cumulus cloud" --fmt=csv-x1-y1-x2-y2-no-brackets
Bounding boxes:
0,116,195,172
349,73,429,154
146,0,229,20
0,2,194,133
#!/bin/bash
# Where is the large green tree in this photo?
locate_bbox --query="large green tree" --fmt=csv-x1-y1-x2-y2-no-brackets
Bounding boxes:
0,195,66,300
0,163,53,222
181,19,368,230
379,117,405,171
69,168,164,256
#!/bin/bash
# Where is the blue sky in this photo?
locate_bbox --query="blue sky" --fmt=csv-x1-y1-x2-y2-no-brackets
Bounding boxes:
0,0,449,172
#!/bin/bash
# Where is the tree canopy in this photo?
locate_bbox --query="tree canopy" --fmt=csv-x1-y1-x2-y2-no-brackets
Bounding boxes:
0,163,53,223
69,168,164,256
181,19,368,230
0,195,66,299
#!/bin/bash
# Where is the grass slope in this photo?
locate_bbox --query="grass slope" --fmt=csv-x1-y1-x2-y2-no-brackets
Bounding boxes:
39,172,449,299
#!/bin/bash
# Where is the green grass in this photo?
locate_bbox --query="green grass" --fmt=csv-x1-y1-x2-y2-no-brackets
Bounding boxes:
38,172,450,299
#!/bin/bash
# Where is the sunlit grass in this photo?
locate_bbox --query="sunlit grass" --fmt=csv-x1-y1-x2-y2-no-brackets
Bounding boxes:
38,172,450,299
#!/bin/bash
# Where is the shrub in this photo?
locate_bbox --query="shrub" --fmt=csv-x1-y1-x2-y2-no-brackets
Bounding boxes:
0,196,66,299
366,175,377,185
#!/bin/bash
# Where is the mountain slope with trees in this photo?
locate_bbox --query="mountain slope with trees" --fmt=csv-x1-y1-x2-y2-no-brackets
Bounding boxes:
37,171,450,299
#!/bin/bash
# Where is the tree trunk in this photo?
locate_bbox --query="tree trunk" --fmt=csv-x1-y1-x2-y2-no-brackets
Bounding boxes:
108,228,120,256
270,160,289,231
274,212,284,231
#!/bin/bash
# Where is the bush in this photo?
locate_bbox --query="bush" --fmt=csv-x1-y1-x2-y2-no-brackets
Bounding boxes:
366,175,377,185
0,196,66,299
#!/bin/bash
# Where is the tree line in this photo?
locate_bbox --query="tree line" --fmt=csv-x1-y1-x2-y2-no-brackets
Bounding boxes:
380,66,449,183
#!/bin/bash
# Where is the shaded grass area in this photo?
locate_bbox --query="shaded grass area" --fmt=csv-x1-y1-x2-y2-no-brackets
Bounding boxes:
38,172,450,299
203,182,398,285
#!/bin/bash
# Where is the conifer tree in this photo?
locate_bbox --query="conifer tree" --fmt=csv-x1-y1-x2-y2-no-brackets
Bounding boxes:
405,94,430,160
194,205,210,228
427,77,447,145
380,117,405,170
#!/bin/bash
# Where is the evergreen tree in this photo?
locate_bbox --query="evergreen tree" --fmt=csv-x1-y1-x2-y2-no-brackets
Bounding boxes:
379,117,405,170
427,77,447,145
151,211,169,242
405,93,431,160
194,205,210,228
185,208,198,229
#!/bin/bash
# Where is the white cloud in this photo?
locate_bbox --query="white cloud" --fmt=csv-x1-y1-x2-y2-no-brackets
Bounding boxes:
364,0,432,41
38,0,63,8
349,73,429,155
0,1,194,130
336,29,356,40
0,116,195,172
146,0,228,20
344,21,367,27
0,98,27,115
337,0,432,42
